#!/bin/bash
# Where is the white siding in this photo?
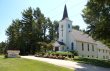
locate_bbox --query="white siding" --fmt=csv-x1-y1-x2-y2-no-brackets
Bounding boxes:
76,41,98,59
97,49,110,60
58,18,72,51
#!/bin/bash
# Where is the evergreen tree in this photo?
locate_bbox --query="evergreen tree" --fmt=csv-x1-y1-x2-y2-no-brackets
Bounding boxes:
6,7,58,55
6,19,21,50
0,42,6,54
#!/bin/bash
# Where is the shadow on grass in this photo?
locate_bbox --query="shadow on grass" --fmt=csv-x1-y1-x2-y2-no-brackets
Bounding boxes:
74,62,110,71
73,58,110,68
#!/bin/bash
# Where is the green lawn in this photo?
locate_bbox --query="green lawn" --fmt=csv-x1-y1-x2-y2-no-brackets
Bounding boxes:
0,56,73,71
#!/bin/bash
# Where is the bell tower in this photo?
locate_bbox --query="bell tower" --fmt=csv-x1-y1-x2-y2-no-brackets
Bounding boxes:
58,4,72,51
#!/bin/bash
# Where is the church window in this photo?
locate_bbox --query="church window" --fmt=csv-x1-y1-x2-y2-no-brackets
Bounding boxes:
61,25,63,37
92,44,94,51
103,56,105,59
106,56,108,59
82,43,84,51
71,42,74,50
99,49,100,52
87,44,89,51
103,49,104,53
106,50,107,53
68,24,70,28
67,47,69,50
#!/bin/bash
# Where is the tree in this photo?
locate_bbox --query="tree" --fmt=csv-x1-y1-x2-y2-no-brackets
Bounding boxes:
72,25,80,31
6,7,54,55
6,19,21,50
47,18,54,42
82,0,110,45
53,21,59,39
0,42,6,54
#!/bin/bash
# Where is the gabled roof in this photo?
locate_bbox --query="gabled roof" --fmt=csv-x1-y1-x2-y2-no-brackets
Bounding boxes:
70,29,96,44
70,29,110,50
57,41,65,45
62,4,68,20
53,41,65,47
96,41,110,50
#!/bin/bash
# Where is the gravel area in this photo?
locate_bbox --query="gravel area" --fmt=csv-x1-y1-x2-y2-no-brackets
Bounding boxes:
21,56,110,71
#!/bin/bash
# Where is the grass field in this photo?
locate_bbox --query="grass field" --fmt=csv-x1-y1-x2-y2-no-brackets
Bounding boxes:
0,55,73,71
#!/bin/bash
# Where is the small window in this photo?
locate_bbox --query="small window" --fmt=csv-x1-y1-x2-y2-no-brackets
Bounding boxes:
99,49,100,52
92,45,94,51
106,50,107,53
103,56,105,59
67,47,69,50
106,56,108,59
61,25,63,37
68,24,70,28
82,43,84,51
71,42,74,50
103,50,104,53
87,44,89,51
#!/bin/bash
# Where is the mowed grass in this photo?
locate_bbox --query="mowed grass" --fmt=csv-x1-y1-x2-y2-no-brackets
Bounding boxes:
0,55,73,71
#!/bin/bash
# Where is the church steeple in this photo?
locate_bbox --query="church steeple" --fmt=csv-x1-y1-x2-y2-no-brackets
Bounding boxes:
62,4,68,20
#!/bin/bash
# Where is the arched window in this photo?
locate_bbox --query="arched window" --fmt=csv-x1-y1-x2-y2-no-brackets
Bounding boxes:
68,24,70,28
82,43,84,51
87,44,89,51
92,44,94,51
71,42,74,50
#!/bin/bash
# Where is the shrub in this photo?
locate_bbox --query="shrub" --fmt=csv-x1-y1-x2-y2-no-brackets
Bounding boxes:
58,55,65,60
54,51,72,55
43,54,49,58
70,50,78,56
4,54,8,58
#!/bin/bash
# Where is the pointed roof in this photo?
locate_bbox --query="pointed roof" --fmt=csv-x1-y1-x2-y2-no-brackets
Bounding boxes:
62,4,68,20
70,29,96,44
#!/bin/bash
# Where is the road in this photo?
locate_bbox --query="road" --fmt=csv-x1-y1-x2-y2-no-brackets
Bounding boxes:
21,56,110,71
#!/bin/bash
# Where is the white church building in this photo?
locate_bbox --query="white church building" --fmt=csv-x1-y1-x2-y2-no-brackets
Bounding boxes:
54,5,110,60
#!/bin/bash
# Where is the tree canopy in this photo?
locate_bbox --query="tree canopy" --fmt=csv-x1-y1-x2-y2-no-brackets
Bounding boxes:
82,0,110,46
6,7,59,55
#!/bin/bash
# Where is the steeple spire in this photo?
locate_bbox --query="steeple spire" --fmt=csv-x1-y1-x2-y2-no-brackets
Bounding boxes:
62,4,68,20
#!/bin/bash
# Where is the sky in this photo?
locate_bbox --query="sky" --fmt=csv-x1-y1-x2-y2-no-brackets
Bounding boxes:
0,0,88,42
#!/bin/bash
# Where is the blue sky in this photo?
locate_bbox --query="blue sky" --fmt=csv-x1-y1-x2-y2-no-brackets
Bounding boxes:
0,0,88,42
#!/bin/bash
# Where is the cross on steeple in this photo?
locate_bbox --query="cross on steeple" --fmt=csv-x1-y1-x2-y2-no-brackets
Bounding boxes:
62,4,68,20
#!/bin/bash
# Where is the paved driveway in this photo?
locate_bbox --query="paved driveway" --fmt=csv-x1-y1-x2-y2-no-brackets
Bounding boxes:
21,56,110,71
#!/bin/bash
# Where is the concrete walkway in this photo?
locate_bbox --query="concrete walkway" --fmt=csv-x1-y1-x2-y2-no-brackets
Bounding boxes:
21,56,110,71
